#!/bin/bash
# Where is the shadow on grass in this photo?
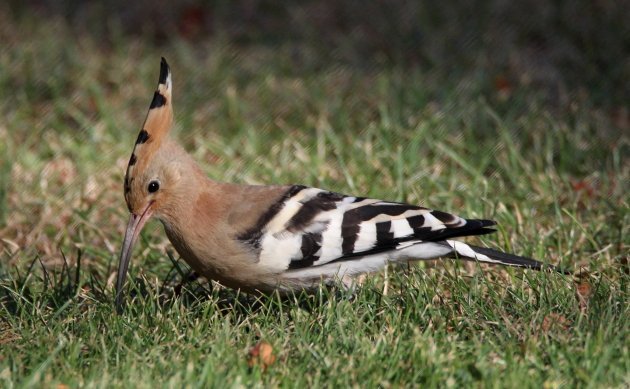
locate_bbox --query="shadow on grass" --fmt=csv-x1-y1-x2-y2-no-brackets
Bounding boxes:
1,250,87,316
0,248,359,325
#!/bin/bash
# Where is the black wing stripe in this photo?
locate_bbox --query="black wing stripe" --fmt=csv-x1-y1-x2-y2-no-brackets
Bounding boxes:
341,211,362,255
286,191,343,232
349,204,416,220
376,221,394,244
289,232,323,269
301,232,322,258
431,210,461,226
238,185,306,248
340,203,424,255
406,215,425,228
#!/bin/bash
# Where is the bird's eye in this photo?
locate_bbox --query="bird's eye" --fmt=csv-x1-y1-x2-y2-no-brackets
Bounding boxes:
148,180,160,193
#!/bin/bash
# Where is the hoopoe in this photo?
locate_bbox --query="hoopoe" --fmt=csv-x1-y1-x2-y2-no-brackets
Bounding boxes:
116,58,562,308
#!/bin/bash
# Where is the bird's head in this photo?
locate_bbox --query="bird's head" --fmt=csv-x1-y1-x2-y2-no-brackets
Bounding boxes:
116,57,186,310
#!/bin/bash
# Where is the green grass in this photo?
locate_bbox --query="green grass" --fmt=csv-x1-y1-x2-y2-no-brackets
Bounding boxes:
1,9,629,388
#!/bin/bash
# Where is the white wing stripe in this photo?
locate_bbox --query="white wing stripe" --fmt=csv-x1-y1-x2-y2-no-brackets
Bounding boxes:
354,222,377,252
318,208,345,262
423,212,447,231
259,232,303,271
446,240,500,263
390,219,414,238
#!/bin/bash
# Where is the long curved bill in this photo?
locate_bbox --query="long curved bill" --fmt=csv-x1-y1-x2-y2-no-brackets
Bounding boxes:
115,205,153,311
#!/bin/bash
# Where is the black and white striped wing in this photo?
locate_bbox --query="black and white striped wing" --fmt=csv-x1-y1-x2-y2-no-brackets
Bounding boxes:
241,185,497,272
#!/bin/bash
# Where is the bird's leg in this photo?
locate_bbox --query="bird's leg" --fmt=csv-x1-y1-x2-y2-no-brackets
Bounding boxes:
174,271,201,296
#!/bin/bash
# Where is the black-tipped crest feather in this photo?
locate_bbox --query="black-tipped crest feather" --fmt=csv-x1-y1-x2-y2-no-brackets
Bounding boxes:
159,57,169,84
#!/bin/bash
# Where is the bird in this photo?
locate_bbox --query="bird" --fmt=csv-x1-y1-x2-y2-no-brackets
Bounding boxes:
115,58,563,309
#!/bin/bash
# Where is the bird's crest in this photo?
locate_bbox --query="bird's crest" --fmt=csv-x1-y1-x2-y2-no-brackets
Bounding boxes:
123,57,173,209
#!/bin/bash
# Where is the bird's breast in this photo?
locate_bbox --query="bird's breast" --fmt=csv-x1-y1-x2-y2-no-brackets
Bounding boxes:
162,221,280,292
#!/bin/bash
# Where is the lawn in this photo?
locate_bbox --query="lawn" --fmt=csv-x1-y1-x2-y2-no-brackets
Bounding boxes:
1,3,628,387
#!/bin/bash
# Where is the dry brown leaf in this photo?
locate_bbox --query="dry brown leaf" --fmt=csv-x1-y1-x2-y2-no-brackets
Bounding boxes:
494,74,512,92
494,74,513,100
570,179,596,198
248,341,276,371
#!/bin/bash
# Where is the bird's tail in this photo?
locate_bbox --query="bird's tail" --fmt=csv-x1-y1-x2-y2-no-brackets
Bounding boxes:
444,240,567,273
